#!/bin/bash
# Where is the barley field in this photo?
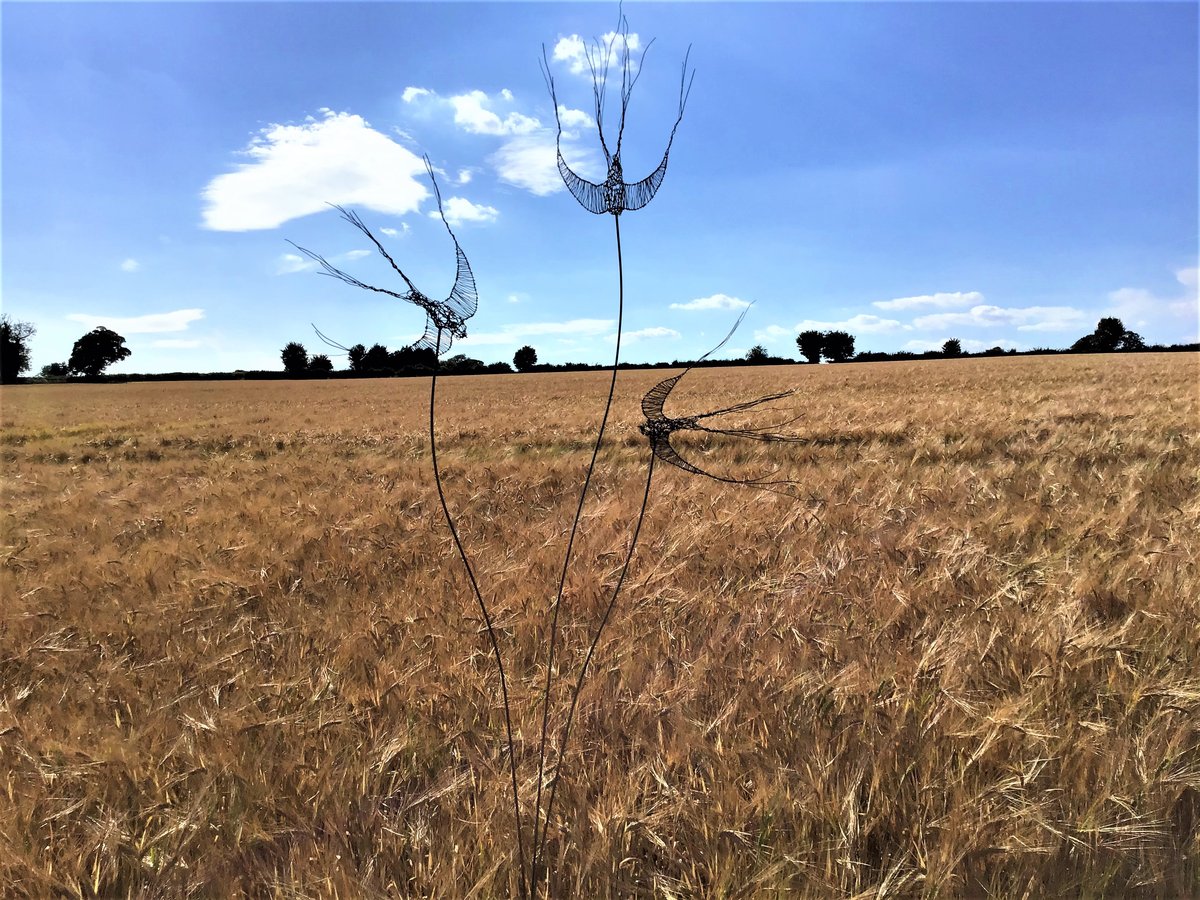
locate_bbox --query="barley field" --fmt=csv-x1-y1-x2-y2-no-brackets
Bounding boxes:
1,353,1198,898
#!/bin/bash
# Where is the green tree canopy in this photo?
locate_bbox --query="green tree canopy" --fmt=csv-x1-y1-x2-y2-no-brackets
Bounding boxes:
69,326,131,376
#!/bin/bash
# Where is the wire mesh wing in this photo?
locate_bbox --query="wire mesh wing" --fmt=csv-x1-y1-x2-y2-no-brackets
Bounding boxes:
424,156,479,326
558,151,610,215
407,316,446,355
641,373,683,422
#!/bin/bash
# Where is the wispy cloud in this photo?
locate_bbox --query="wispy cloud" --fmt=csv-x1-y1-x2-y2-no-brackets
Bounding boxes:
670,293,751,311
120,258,141,273
459,318,614,347
793,314,905,333
624,326,681,341
201,109,429,231
912,305,1085,332
873,291,983,311
151,339,203,349
67,308,205,334
380,224,410,237
276,248,370,275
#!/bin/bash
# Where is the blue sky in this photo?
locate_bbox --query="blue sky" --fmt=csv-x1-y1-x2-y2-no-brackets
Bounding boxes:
3,1,1197,373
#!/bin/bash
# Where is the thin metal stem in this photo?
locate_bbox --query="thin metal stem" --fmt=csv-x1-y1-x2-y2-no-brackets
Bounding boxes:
536,450,656,883
429,333,528,899
531,215,625,893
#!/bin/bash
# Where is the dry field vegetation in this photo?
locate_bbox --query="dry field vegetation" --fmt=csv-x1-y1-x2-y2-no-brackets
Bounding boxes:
1,352,1198,898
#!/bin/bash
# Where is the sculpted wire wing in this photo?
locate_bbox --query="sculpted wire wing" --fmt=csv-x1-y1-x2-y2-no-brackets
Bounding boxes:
424,156,479,325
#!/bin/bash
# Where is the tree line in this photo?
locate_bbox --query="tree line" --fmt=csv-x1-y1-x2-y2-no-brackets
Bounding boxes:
1,314,1194,384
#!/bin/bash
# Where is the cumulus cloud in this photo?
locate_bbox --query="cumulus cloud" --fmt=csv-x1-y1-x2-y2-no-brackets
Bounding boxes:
67,308,205,334
552,30,641,76
435,196,499,226
793,314,905,333
380,224,409,237
670,293,752,311
402,86,596,196
449,90,540,136
120,258,141,273
873,291,983,311
624,326,681,341
459,318,614,347
912,305,1086,332
201,109,429,231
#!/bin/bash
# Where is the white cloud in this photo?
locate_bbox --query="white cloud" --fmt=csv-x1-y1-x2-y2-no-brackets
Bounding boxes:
151,339,203,349
201,109,429,231
912,305,1086,332
276,247,371,275
753,324,794,342
552,30,641,76
401,86,431,103
490,132,600,195
1178,266,1198,292
67,308,205,334
624,326,681,341
793,314,905,333
435,196,499,226
457,168,474,185
380,224,410,237
670,293,752,311
120,258,141,273
873,291,983,311
459,318,614,347
449,90,540,136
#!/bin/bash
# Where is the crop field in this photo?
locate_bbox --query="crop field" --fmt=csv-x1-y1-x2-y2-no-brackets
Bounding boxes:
1,352,1198,897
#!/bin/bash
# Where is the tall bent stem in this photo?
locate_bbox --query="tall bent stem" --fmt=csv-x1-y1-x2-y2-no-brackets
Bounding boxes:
536,451,656,886
531,215,625,890
429,336,528,898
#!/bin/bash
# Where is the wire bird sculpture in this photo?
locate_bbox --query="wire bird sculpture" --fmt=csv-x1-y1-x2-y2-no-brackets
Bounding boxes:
287,156,477,357
288,159,531,896
529,14,695,894
541,21,693,217
533,310,807,885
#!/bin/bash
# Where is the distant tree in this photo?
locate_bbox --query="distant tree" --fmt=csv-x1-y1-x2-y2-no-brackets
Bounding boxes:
1094,317,1126,352
69,326,131,376
390,345,437,371
39,361,71,378
1070,333,1099,353
281,341,308,374
1072,317,1145,354
796,329,823,364
1120,330,1145,351
486,361,514,374
308,354,334,374
444,354,484,374
362,343,391,372
1,314,36,382
823,330,855,362
942,338,963,358
347,343,366,372
982,346,1007,357
514,345,538,372
745,344,769,363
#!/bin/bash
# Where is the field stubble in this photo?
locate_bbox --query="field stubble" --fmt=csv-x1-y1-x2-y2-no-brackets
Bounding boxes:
1,353,1198,897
